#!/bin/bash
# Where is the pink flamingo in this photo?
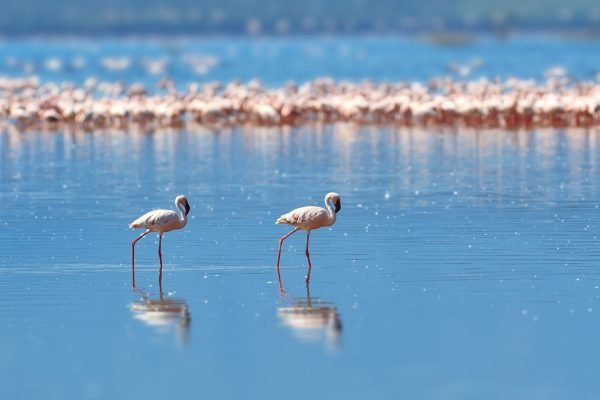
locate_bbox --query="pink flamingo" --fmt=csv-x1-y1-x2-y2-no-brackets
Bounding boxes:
129,195,190,288
276,192,341,285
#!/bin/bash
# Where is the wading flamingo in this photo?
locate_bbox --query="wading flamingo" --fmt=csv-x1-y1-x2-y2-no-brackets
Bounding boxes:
130,195,190,288
276,192,341,285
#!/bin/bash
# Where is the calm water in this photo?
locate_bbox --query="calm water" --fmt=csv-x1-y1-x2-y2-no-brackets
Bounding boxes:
2,125,600,399
3,36,600,399
1,36,600,86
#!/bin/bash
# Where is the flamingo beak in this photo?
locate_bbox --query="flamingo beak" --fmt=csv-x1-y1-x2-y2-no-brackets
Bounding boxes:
184,201,191,215
334,199,341,213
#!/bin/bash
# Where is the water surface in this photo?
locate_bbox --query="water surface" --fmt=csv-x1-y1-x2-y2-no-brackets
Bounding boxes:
2,126,600,399
1,36,600,86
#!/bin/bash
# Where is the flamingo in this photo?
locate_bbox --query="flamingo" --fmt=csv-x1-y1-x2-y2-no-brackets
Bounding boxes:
129,195,190,288
276,192,341,284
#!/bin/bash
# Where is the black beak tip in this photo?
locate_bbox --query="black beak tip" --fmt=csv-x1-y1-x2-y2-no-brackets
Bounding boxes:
185,202,191,215
335,202,341,213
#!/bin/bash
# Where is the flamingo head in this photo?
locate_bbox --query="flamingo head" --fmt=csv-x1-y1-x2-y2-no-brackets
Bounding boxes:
325,192,341,213
176,195,191,215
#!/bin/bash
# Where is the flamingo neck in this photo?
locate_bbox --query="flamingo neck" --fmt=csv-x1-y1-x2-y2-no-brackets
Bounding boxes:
177,202,188,228
325,198,337,225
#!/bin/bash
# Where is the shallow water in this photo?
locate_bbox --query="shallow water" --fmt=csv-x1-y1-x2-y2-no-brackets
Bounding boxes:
2,125,600,399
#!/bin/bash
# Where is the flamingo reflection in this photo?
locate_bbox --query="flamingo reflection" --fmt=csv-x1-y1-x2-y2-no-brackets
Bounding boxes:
277,277,342,348
129,289,191,345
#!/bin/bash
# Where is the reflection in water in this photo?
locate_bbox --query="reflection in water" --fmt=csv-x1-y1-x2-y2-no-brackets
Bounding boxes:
6,117,600,399
130,290,191,345
277,283,342,349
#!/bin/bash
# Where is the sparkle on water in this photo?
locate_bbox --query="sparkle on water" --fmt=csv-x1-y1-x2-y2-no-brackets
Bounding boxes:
2,124,600,399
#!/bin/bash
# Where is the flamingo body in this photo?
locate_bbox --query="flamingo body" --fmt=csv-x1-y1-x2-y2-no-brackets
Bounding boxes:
276,206,332,230
130,209,186,233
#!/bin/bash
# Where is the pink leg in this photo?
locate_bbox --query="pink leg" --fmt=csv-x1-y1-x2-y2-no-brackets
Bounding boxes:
131,230,150,288
276,228,300,273
158,233,163,291
277,264,285,296
305,231,312,285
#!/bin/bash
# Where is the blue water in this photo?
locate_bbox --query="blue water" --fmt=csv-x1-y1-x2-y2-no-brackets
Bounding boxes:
2,125,600,399
1,36,600,87
3,37,600,399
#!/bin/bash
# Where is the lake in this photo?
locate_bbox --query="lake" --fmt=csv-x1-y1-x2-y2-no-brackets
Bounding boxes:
2,37,600,400
1,36,600,87
2,125,600,399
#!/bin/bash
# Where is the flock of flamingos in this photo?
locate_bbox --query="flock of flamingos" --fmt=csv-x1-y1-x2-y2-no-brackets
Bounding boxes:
9,65,596,345
2,72,600,129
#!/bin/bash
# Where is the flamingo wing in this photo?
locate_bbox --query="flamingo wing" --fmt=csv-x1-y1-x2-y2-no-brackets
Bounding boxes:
129,209,180,231
276,206,330,229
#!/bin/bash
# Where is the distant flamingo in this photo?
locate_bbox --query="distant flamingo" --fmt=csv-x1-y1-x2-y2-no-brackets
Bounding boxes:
4,73,600,129
129,195,190,288
276,192,341,284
